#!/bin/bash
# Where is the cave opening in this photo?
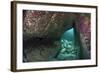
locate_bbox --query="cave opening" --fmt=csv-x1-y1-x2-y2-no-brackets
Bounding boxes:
55,27,80,60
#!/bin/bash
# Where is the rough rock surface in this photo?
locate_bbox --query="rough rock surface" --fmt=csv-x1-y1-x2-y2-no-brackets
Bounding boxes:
23,11,75,41
23,10,91,62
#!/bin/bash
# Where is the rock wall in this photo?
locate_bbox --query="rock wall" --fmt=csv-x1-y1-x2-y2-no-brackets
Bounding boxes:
23,10,74,41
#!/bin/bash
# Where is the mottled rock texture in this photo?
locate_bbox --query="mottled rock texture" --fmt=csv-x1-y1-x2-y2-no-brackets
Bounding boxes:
23,10,75,41
23,10,91,62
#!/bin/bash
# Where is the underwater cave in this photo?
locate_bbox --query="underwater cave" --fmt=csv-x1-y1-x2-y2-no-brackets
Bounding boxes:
23,10,91,62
